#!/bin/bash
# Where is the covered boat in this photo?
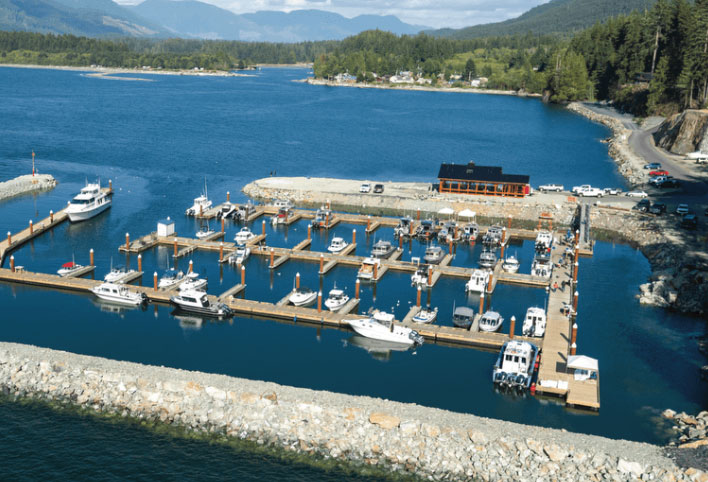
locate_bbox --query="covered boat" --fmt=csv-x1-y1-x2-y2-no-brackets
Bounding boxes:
357,257,381,281
289,288,317,307
423,245,444,265
522,307,547,337
66,181,111,222
371,240,395,259
478,248,497,268
57,260,84,277
327,237,349,253
478,310,504,332
492,340,539,390
502,255,520,273
465,269,490,293
170,289,232,318
92,282,147,306
452,306,475,329
234,227,256,245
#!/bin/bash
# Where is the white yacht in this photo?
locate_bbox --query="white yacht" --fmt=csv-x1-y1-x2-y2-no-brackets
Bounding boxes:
531,256,553,279
478,310,504,332
327,237,349,253
324,288,349,311
502,255,520,273
465,269,490,293
91,282,147,306
185,181,212,216
478,248,497,269
423,245,444,265
346,312,423,346
234,227,256,245
371,240,395,259
66,182,111,222
535,230,553,251
57,260,84,277
522,307,547,337
170,289,232,317
492,340,539,390
289,288,317,307
228,246,250,265
357,257,381,281
412,307,438,324
158,269,185,289
179,273,207,292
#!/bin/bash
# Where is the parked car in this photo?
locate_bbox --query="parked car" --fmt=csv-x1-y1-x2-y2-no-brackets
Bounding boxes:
649,170,669,177
603,187,621,195
373,184,384,193
657,177,680,188
538,184,564,192
634,199,651,212
626,191,648,198
681,213,698,229
649,175,667,186
648,202,666,215
359,183,371,193
675,203,689,215
644,162,661,170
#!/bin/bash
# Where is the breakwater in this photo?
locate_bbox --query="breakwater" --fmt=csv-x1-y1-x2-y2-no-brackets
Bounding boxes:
1,341,699,481
0,174,56,202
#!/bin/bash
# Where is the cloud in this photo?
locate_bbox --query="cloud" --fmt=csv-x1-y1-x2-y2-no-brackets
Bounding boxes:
116,0,548,29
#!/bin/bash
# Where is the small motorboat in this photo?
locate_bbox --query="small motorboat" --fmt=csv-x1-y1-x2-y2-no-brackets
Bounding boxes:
415,220,435,239
412,307,438,324
371,240,395,259
91,282,147,306
179,273,207,292
437,222,459,243
346,312,423,346
170,289,232,317
228,246,250,265
234,227,256,245
289,288,318,307
104,265,137,284
411,266,429,287
492,340,539,390
327,237,349,253
66,181,111,222
158,269,185,289
478,310,504,332
185,180,212,216
465,269,490,293
423,245,444,265
57,260,84,277
324,288,349,311
235,202,255,222
482,225,503,246
196,222,215,239
271,206,291,225
462,223,478,242
357,257,381,281
218,202,236,219
502,255,520,273
313,206,332,229
522,307,547,337
478,248,497,269
393,216,414,238
273,199,293,210
452,306,475,329
531,256,553,279
535,230,553,251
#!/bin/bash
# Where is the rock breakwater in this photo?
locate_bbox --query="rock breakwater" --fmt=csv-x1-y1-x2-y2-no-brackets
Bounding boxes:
0,174,57,202
0,341,701,481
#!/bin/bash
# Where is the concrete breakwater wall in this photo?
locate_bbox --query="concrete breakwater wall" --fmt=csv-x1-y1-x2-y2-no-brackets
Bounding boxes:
1,341,699,481
0,174,57,202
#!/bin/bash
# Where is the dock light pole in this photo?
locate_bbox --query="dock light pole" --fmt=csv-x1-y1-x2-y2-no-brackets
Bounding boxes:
355,279,360,300
137,254,142,272
153,272,158,290
479,292,485,315
241,265,246,286
416,286,421,307
10,255,15,273
50,210,53,223
125,233,130,251
90,249,94,266
509,315,515,339
29,220,33,235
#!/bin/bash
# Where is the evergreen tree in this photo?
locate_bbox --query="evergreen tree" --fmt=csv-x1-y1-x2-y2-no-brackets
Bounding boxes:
464,58,477,81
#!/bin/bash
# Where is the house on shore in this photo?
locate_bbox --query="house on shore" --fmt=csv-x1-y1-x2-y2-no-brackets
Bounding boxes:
436,161,530,198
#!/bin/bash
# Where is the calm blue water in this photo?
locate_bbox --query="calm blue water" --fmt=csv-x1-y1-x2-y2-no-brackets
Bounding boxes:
0,68,705,476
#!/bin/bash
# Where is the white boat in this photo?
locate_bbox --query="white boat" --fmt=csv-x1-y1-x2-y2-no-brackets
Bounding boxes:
196,223,215,239
170,289,232,317
465,269,490,293
357,257,381,281
502,255,520,273
412,307,438,324
104,265,138,284
185,180,212,216
218,202,236,219
535,230,553,251
478,310,504,332
371,240,395,259
482,226,503,246
478,248,497,268
228,246,250,265
57,260,84,277
423,245,444,264
393,217,413,238
346,313,423,346
492,340,539,390
313,206,331,229
327,237,349,253
273,199,293,210
462,223,478,242
66,181,111,222
411,266,429,287
234,227,256,245
235,202,256,222
158,269,185,289
452,306,475,329
522,307,547,337
91,282,147,306
531,256,553,279
179,274,207,292
324,288,349,311
289,288,317,307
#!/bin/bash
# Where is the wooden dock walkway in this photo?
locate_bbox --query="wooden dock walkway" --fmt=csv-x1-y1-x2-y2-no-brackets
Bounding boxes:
64,265,96,278
0,208,69,266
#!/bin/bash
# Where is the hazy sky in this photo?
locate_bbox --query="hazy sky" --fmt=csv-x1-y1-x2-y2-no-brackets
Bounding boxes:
115,0,549,29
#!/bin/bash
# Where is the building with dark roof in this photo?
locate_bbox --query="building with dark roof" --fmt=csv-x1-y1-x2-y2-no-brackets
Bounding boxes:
437,161,530,198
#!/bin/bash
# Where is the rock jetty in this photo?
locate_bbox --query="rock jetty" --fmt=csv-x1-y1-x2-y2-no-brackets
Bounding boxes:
1,341,703,481
0,174,57,202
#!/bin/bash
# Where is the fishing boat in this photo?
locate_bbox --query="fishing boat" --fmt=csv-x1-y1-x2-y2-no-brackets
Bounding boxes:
437,222,459,243
66,181,111,222
91,282,147,306
535,230,553,251
462,223,479,242
410,266,429,287
327,237,349,253
531,256,553,279
217,202,236,219
357,257,381,281
492,340,539,390
465,269,490,293
179,273,207,292
234,227,256,245
423,245,444,265
271,207,291,225
227,246,250,265
196,222,215,239
346,312,423,346
478,310,504,332
415,220,435,239
452,306,475,329
313,206,332,229
393,216,414,238
502,255,520,273
371,240,395,259
57,259,84,277
324,288,349,311
170,289,232,317
522,307,547,337
185,180,212,216
482,225,503,246
158,268,185,289
289,288,317,307
235,202,256,222
412,307,438,324
478,248,497,268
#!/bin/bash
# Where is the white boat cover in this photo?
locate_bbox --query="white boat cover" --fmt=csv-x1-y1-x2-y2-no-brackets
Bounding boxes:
458,209,476,218
567,355,598,372
437,207,454,215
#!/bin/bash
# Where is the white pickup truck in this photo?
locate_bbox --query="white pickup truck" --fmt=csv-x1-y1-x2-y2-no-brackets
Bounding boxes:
538,184,564,192
575,186,604,197
571,184,592,194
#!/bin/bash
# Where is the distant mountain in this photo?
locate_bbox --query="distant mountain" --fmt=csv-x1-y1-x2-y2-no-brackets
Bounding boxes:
0,0,166,37
429,0,656,38
131,0,427,42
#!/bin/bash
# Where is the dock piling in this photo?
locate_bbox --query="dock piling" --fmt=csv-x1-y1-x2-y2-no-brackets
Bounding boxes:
509,315,516,339
570,342,577,356
137,254,142,272
109,179,112,192
173,238,178,257
416,208,420,221
416,286,421,307
262,220,266,236
367,216,370,232
125,233,130,251
10,255,14,272
355,279,360,299
573,262,579,283
479,292,485,315
153,272,158,290
507,215,512,229
219,242,224,262
29,220,33,235
90,249,94,266
448,240,453,254
574,229,579,245
270,248,275,269
241,265,246,285
319,254,324,274
221,218,224,233
6,232,10,245
399,235,403,250
373,262,378,281
296,272,300,290
486,272,494,293
188,260,193,274
325,213,329,229
226,191,230,202
427,265,432,288
317,291,322,313
573,291,579,313
352,229,356,245
571,322,578,352
307,224,311,240
50,210,53,223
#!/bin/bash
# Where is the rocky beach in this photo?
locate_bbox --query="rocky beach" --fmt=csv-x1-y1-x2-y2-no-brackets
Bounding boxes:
0,174,57,203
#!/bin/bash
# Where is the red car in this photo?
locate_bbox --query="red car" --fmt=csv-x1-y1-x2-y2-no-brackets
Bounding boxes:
649,170,669,177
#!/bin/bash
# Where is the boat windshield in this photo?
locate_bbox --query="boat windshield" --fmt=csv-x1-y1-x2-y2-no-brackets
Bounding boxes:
71,198,92,205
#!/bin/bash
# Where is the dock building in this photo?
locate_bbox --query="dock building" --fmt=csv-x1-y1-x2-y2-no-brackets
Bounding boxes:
437,161,530,198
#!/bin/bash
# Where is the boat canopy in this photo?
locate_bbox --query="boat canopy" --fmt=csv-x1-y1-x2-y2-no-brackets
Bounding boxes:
438,207,454,215
567,355,598,371
62,261,76,268
453,306,475,317
458,209,476,218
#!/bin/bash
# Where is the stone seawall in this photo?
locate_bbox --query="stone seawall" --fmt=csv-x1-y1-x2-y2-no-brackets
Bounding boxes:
0,174,57,202
1,341,700,481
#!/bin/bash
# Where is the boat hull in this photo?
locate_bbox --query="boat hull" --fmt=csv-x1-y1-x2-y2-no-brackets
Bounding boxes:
169,300,231,318
347,319,415,346
67,201,111,222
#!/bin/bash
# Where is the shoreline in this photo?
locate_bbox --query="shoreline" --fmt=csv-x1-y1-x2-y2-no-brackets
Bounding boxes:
0,63,252,77
0,174,57,203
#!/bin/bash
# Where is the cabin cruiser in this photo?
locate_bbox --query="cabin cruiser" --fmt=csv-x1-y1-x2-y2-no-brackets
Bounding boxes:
478,310,504,332
104,265,137,284
465,269,490,293
412,307,438,324
492,340,539,390
158,269,185,289
357,257,381,281
235,202,256,222
423,245,445,265
228,246,250,265
91,282,147,306
371,240,395,259
170,289,232,317
522,307,547,337
313,206,332,229
502,255,520,273
531,256,553,279
178,273,207,292
217,202,236,219
478,248,497,269
452,306,475,329
234,227,256,245
289,288,317,307
393,216,414,238
273,199,293,210
438,222,460,243
535,231,553,251
410,266,429,287
196,222,215,239
415,220,435,240
185,182,212,216
66,182,111,222
482,225,503,246
462,223,479,242
324,288,349,311
57,260,84,277
327,237,349,254
346,312,423,346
